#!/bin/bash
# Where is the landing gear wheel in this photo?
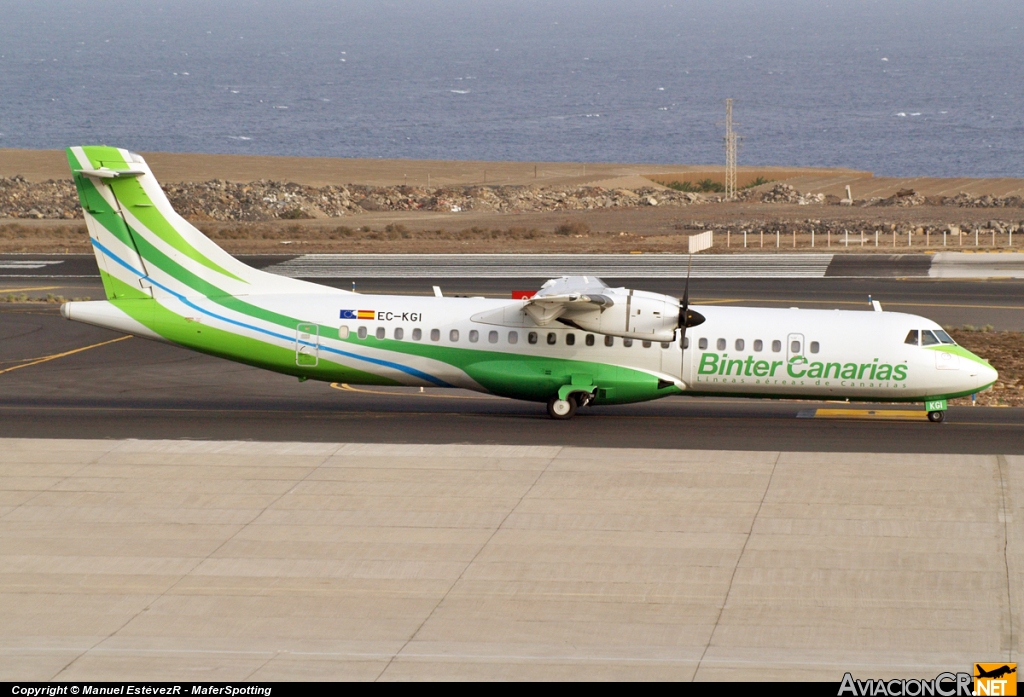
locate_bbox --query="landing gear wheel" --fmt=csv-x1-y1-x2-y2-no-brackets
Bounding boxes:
547,395,577,420
928,410,945,423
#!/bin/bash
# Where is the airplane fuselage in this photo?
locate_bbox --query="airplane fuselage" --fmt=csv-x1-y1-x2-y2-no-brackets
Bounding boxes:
58,145,998,419
64,291,995,407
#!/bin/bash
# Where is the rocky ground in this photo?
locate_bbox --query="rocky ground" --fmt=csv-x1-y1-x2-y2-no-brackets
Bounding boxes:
3,176,1023,223
3,176,1023,254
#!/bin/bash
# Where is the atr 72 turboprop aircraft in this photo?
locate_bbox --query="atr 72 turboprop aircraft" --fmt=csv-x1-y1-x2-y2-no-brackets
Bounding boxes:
60,146,997,421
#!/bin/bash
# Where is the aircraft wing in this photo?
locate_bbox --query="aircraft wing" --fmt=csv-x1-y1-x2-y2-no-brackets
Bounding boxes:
523,276,621,325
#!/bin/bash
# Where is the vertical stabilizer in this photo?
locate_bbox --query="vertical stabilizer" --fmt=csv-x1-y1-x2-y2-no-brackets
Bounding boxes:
66,146,339,300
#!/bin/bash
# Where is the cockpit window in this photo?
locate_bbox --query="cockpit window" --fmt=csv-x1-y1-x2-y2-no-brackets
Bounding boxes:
934,329,956,345
904,330,919,346
921,330,940,346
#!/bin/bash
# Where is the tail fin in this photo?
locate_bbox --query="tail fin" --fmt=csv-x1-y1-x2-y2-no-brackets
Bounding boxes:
66,146,331,300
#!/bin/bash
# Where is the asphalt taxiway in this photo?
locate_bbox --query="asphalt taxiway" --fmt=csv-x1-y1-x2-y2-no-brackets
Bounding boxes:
2,273,1023,681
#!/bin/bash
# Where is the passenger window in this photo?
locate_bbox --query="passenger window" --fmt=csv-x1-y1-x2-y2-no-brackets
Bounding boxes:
683,337,689,349
623,338,633,347
339,326,350,339
547,332,557,345
661,342,671,349
358,326,368,339
921,330,940,346
430,329,440,341
508,331,518,344
488,331,498,344
698,338,708,350
468,330,479,343
566,333,575,346
412,328,422,341
586,334,595,346
735,339,744,351
810,341,819,353
450,329,460,342
791,340,801,353
753,339,763,352
934,330,956,345
904,330,919,346
604,335,614,347
642,341,651,348
394,328,404,340
528,332,538,344
376,327,386,340
716,338,726,350
772,340,781,353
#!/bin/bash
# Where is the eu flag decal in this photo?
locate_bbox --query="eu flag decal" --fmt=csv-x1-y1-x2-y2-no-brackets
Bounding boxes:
340,310,376,320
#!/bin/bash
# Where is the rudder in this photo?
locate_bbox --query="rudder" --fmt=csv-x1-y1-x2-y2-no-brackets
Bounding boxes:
67,146,329,301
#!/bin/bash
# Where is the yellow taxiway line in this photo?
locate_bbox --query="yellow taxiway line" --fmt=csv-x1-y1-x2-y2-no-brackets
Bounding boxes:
0,335,131,375
801,408,930,421
0,286,62,294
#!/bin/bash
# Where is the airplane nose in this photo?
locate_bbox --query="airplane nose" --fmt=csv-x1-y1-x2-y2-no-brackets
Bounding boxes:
982,363,999,389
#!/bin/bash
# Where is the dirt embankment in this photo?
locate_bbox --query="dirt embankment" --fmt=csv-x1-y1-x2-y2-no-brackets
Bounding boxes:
947,330,1023,407
3,176,1024,254
3,177,1024,223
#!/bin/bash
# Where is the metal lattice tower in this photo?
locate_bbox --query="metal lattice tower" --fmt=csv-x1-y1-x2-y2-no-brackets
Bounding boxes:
724,99,738,200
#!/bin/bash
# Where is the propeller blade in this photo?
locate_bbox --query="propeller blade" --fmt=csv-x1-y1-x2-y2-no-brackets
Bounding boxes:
680,254,693,378
677,255,706,328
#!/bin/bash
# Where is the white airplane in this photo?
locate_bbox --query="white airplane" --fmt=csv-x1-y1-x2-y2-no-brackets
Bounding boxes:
60,146,997,421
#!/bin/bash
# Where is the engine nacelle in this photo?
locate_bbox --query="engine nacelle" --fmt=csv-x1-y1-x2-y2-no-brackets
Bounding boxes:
568,290,679,342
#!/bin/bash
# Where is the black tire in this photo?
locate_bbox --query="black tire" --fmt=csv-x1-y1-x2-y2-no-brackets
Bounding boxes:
547,395,577,420
928,410,945,423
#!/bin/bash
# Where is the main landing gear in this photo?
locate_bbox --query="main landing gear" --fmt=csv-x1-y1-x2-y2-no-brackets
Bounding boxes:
927,410,945,423
546,391,594,420
547,395,577,420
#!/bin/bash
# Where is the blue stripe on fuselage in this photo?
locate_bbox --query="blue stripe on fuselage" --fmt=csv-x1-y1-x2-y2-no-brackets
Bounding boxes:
90,237,452,386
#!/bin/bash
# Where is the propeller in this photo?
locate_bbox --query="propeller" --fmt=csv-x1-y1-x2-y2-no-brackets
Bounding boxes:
678,254,706,377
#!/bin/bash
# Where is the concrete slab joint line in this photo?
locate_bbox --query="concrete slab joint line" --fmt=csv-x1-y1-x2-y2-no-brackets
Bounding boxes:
373,446,562,681
997,454,1015,660
48,439,345,681
693,451,781,682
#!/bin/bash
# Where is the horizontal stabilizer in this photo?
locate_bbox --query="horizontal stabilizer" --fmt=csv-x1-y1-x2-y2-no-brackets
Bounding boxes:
75,167,146,179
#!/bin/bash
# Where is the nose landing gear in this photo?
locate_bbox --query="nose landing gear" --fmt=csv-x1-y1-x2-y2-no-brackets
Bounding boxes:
924,399,947,424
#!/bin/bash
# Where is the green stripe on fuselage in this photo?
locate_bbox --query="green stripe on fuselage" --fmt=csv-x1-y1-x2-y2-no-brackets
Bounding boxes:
342,337,676,404
101,272,399,385
922,343,992,368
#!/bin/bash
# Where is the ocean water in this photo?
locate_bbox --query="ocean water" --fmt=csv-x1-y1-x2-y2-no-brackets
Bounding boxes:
0,0,1022,177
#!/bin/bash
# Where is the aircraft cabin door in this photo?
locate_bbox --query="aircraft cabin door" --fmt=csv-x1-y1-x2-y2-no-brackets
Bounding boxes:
787,333,805,363
296,323,319,367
